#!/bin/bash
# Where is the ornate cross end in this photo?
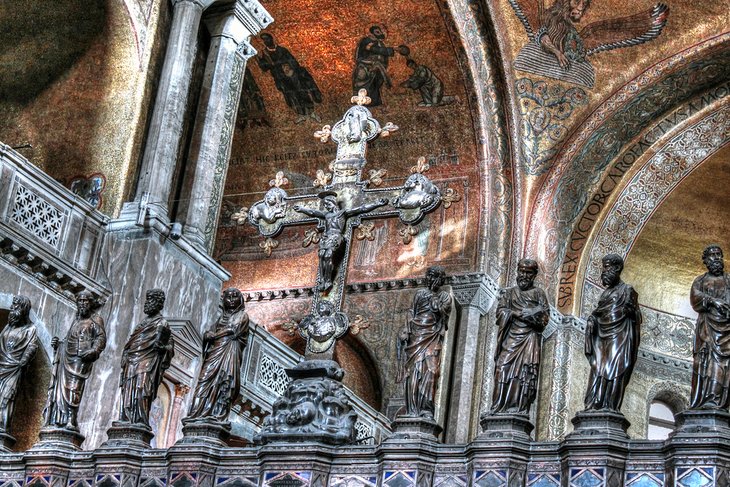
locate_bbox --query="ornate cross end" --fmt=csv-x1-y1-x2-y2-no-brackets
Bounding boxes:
313,169,333,188
392,157,442,225
379,122,399,138
269,171,289,188
298,302,350,354
249,172,291,237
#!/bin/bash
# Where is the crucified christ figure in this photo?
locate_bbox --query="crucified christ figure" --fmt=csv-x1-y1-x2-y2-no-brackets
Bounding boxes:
294,191,388,293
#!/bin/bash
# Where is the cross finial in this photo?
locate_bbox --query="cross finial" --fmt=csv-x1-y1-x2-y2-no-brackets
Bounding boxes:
351,89,372,106
269,171,289,188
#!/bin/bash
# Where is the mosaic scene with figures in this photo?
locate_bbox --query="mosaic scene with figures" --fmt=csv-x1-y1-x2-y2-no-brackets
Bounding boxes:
0,0,728,486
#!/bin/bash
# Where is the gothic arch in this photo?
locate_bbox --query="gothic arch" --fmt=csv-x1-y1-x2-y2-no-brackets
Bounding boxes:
522,34,730,310
441,0,516,280
576,106,730,317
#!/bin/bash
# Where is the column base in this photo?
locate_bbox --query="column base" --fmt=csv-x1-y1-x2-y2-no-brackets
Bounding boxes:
388,416,442,442
671,409,730,437
0,430,16,452
568,409,630,440
179,418,231,447
33,426,85,451
102,421,153,449
478,412,534,440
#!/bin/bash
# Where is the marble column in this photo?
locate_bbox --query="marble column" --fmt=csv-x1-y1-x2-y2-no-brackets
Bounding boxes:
444,274,498,443
180,2,271,251
166,384,190,447
538,315,581,440
129,0,214,224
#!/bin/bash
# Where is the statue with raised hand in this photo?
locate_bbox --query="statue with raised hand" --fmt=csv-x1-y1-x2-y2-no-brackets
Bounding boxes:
491,259,549,415
689,245,730,410
43,290,106,430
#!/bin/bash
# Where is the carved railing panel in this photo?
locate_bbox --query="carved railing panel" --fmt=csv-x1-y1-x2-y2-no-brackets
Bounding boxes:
0,143,109,300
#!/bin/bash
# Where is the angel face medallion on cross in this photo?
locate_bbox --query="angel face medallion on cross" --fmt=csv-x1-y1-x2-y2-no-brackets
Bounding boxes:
248,90,442,357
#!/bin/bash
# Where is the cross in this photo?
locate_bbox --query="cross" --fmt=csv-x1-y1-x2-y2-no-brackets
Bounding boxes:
248,90,443,358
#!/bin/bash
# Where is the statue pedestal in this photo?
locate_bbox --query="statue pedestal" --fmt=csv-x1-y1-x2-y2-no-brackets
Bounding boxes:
179,419,231,447
102,421,153,449
671,409,730,437
33,426,85,451
478,413,534,440
388,416,442,442
568,409,630,440
0,431,16,452
255,360,357,446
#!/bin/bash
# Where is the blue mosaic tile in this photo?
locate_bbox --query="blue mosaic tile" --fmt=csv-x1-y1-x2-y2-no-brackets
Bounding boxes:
264,472,310,487
626,473,662,487
571,470,602,487
329,475,377,487
677,468,712,487
215,479,257,487
474,470,507,487
382,472,415,487
528,473,560,487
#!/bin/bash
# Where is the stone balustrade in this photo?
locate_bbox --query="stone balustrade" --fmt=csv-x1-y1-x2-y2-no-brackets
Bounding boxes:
0,143,110,302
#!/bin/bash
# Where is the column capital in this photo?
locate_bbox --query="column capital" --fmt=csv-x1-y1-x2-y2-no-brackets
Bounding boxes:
172,0,215,9
449,273,500,315
204,0,272,42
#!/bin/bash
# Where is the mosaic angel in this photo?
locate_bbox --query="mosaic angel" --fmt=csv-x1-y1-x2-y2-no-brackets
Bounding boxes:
509,0,669,88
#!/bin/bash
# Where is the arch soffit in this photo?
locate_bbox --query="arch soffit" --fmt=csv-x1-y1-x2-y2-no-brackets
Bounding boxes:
523,34,730,303
443,0,516,278
576,104,729,316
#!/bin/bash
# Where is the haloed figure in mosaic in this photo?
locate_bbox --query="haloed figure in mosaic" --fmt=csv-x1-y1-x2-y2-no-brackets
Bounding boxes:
491,259,549,415
584,254,642,411
0,295,38,432
44,291,106,430
187,288,249,423
690,245,730,410
118,289,174,427
398,266,451,418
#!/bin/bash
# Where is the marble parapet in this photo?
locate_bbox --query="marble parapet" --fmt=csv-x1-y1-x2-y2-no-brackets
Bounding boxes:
0,143,110,302
4,429,730,487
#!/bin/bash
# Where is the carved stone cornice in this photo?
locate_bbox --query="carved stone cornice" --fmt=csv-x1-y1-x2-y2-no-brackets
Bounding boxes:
0,234,109,304
241,273,500,312
204,0,272,40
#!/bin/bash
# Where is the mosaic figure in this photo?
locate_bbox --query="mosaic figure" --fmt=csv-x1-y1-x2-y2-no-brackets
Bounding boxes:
44,291,106,430
258,33,322,123
491,259,549,415
118,289,174,427
509,0,669,88
400,59,456,107
0,295,38,432
352,25,408,107
584,254,641,411
689,245,730,410
187,288,249,422
398,266,451,418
